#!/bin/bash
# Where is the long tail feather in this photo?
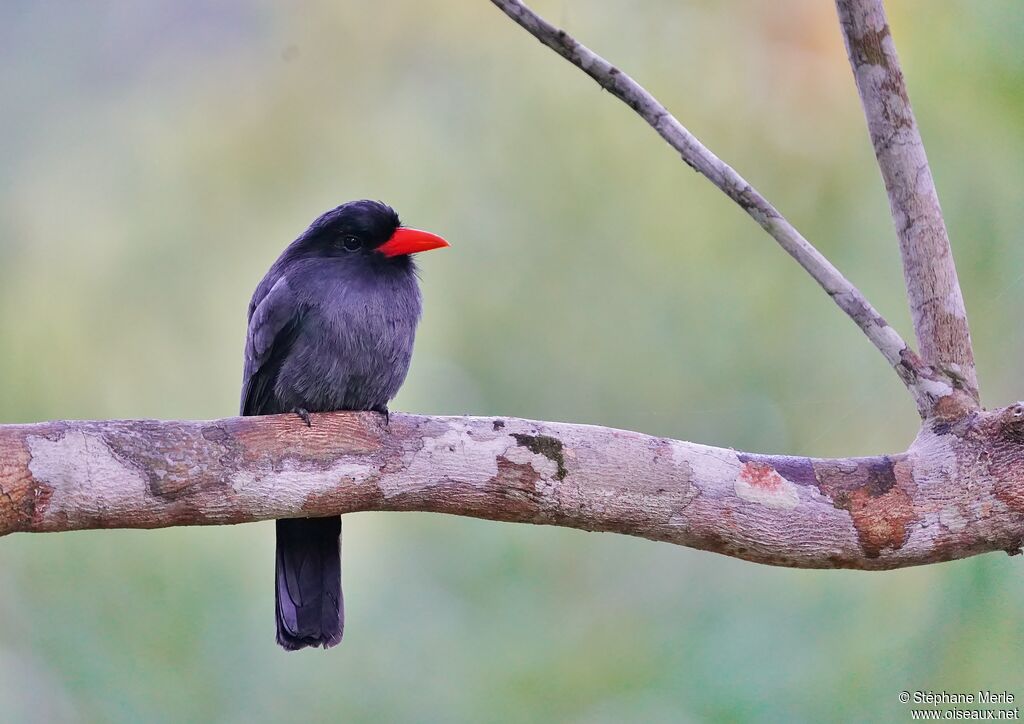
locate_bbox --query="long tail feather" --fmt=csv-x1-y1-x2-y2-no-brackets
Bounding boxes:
275,516,343,650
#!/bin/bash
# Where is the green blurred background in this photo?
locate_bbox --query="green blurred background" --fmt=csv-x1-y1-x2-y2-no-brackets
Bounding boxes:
1,1,1023,721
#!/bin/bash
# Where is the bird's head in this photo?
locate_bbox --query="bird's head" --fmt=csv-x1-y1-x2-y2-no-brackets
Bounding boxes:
298,200,449,266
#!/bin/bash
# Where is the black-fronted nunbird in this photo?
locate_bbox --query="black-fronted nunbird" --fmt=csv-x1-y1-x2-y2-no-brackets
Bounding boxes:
241,200,448,650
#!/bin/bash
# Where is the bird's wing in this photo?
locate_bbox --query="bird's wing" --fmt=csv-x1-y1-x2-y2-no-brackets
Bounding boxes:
240,274,304,416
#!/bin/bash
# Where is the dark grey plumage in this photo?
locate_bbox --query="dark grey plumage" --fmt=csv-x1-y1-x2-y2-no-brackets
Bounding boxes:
241,200,431,651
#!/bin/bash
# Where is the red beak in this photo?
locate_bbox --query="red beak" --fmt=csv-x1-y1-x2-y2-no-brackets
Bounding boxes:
377,227,450,258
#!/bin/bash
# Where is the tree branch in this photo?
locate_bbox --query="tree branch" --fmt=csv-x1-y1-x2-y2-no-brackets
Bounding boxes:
488,0,964,418
835,0,978,406
3,411,1024,570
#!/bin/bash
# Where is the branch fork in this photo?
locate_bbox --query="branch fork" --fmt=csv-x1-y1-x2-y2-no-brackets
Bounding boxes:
491,0,978,419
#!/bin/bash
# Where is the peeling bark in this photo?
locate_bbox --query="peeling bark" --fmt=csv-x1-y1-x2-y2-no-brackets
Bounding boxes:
835,0,978,406
2,410,1024,570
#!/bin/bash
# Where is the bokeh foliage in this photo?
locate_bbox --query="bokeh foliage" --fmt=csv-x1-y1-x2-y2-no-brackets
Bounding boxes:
1,1,1023,721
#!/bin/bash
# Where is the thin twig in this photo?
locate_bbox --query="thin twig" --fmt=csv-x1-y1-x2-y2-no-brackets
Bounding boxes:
836,0,979,405
488,0,961,417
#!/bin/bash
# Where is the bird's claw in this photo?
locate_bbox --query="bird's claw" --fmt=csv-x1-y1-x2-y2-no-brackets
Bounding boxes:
373,405,390,426
293,408,313,427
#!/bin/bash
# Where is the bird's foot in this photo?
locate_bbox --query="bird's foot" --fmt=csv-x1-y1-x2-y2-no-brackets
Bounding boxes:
372,405,390,425
292,408,313,427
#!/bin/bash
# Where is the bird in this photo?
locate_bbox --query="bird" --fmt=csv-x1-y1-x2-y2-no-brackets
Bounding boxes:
240,200,449,650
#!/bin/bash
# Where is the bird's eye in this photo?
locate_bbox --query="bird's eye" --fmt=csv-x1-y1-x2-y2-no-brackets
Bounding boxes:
341,235,362,252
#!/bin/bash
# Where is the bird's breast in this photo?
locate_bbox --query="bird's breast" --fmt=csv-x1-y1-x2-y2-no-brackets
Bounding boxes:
277,270,422,412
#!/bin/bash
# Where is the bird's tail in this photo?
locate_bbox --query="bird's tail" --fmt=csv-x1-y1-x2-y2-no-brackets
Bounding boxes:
275,516,344,650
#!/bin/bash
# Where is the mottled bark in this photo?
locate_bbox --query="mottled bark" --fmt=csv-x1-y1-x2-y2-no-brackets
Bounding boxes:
2,410,1024,570
836,0,978,405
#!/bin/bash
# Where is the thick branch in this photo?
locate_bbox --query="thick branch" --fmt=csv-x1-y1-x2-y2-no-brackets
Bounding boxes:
835,0,978,405
488,0,961,417
3,410,1024,570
